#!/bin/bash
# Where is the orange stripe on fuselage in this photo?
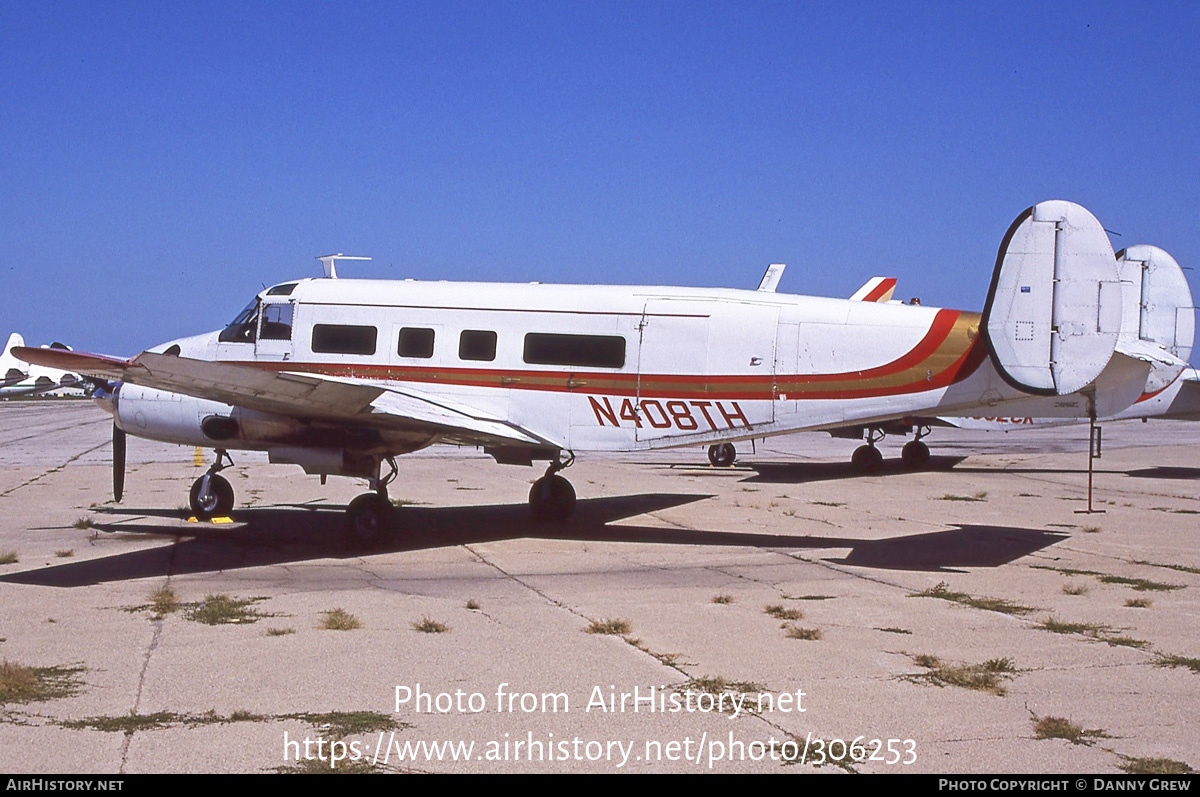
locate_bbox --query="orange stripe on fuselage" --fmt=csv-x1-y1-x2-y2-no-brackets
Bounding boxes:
235,309,984,402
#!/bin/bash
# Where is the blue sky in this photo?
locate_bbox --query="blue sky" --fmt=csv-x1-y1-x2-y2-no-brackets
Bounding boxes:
3,1,1198,356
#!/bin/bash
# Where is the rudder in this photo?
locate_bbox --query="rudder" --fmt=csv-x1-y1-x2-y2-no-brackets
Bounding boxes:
982,201,1122,396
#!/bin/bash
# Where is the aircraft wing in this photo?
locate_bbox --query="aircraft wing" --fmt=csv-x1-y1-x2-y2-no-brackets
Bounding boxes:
13,347,550,448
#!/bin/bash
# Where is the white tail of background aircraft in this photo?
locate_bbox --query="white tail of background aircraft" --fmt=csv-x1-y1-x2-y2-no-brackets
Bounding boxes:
15,201,1190,536
1,333,83,397
2,333,27,388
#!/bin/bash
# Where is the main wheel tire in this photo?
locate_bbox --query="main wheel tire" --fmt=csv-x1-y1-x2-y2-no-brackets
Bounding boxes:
529,475,576,523
851,445,883,473
345,493,392,541
189,474,234,518
901,440,931,469
708,443,736,467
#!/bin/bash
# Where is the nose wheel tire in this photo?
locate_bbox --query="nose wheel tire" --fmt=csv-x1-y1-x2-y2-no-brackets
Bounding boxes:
707,443,737,467
529,474,576,522
851,444,884,473
345,493,393,541
901,440,931,469
189,474,234,518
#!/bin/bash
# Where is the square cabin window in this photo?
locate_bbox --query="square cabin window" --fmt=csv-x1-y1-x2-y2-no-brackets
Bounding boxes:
311,324,377,355
398,327,435,358
523,333,625,368
459,330,497,361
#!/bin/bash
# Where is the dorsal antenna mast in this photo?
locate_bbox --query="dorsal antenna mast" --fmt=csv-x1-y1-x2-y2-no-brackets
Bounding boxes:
316,253,372,279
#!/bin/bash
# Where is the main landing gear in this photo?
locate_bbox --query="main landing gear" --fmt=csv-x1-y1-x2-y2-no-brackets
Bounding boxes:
190,450,235,518
344,456,398,541
707,443,737,467
851,424,932,472
529,452,576,523
900,425,932,469
851,428,885,473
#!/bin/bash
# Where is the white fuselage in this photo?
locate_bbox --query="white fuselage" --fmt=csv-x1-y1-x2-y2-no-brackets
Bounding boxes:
122,277,1135,461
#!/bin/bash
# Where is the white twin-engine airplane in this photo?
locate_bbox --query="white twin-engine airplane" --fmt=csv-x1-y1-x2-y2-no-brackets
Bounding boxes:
15,201,1193,539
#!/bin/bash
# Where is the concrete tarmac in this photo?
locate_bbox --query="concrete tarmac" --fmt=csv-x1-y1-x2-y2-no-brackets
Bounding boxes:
0,401,1197,773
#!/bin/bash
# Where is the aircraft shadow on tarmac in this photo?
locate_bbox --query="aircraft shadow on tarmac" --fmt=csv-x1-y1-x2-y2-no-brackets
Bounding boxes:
0,492,1067,587
707,456,969,484
1124,466,1200,481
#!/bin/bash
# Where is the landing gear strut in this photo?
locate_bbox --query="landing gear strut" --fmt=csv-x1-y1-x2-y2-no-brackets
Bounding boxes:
901,425,932,469
529,451,576,523
707,443,736,467
851,428,884,473
345,456,397,541
190,450,235,518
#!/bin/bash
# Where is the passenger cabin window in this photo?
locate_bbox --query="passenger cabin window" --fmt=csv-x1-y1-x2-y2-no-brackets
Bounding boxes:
259,304,294,340
218,300,258,343
397,327,435,359
459,330,497,362
523,333,626,369
312,324,377,355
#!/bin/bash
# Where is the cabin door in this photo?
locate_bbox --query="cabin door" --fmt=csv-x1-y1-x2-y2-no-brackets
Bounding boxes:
635,299,778,442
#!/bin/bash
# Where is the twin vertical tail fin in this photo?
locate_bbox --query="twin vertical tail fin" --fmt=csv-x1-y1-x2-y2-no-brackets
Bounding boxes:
982,201,1123,397
1113,245,1195,394
982,201,1194,415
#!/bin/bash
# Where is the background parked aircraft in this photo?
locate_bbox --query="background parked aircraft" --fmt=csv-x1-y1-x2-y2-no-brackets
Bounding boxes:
0,333,82,398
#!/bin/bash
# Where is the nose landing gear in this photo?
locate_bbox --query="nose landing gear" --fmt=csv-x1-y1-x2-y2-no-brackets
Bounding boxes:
190,450,236,518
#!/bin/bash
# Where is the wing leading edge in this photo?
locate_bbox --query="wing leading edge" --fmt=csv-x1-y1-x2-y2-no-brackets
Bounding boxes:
13,347,550,449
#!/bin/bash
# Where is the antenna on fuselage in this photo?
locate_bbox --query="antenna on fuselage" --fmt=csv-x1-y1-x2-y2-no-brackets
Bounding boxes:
757,263,786,292
316,253,372,279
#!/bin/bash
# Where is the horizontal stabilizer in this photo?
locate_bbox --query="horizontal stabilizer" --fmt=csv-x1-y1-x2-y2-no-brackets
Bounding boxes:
982,201,1121,396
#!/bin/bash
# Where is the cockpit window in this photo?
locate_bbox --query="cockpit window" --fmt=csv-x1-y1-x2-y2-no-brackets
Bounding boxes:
266,283,298,296
218,300,259,343
259,303,294,340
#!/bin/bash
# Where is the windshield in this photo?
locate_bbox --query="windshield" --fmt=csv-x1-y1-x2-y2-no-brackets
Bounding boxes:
218,300,259,343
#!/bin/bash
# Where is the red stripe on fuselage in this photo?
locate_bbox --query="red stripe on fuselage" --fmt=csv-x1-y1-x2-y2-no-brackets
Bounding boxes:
230,308,981,401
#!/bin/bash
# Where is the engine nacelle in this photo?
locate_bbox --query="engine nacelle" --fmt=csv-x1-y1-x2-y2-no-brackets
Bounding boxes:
113,384,440,465
114,384,307,449
115,384,239,447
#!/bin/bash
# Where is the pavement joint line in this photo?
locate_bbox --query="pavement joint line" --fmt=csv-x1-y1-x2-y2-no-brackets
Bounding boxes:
0,439,111,498
460,542,705,681
640,510,696,531
461,544,571,612
120,578,173,774
0,416,109,449
785,552,912,592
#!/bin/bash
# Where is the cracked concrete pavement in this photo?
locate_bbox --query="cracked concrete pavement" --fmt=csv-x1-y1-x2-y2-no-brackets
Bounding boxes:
0,401,1197,773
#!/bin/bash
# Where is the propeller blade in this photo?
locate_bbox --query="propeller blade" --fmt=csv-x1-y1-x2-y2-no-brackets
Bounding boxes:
113,423,126,503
